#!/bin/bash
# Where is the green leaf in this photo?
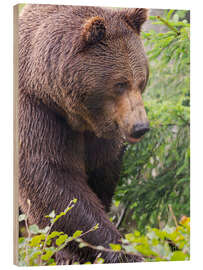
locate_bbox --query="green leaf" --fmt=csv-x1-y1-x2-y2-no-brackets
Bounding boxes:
73,230,83,238
39,226,50,234
47,231,63,240
171,251,187,261
19,237,25,244
29,234,45,247
79,242,88,248
136,245,158,257
71,198,77,204
109,243,121,251
29,224,40,234
134,230,141,237
149,16,158,21
93,224,99,230
167,10,174,20
41,250,54,261
125,233,135,242
19,214,26,222
30,250,41,260
114,200,120,207
47,258,56,265
96,257,104,264
55,234,68,246
52,212,65,224
46,210,55,218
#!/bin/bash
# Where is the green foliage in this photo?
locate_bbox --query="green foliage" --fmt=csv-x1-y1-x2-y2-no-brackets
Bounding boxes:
18,199,99,266
122,216,190,261
114,10,190,232
75,216,190,264
19,200,189,265
109,243,122,251
143,10,190,102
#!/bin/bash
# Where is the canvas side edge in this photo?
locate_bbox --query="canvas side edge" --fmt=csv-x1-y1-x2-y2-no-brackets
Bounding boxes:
13,4,19,266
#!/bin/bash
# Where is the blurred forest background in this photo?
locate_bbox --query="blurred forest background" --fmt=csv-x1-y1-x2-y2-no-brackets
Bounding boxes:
18,5,190,265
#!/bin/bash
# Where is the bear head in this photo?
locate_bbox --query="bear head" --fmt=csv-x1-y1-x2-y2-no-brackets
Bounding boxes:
24,7,150,143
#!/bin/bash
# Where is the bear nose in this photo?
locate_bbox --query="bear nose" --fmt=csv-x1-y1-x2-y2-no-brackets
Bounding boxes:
131,123,150,139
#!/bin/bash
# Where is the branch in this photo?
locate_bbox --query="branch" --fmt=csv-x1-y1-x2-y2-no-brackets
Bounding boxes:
116,204,129,229
75,238,165,261
168,204,178,228
157,16,180,35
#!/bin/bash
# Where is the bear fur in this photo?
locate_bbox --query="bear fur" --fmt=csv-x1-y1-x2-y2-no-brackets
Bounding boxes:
18,4,149,264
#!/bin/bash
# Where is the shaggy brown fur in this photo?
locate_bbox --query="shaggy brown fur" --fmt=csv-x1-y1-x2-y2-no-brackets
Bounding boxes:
18,4,149,264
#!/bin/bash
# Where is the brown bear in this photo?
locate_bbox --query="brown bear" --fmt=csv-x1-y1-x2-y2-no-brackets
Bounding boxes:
18,4,150,264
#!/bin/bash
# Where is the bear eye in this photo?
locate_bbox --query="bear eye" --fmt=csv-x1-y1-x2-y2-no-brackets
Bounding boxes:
139,79,147,93
114,81,129,95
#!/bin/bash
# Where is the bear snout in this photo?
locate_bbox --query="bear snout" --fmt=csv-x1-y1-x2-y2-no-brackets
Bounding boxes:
125,122,150,143
131,122,150,139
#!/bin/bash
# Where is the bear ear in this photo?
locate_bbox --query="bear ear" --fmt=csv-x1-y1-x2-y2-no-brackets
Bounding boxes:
120,8,149,34
82,16,106,47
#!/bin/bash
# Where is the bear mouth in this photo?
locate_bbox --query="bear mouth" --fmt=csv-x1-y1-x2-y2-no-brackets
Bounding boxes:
126,135,143,144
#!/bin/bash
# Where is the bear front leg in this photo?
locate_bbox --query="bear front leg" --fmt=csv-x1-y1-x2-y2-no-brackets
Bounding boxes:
19,160,142,264
87,158,123,213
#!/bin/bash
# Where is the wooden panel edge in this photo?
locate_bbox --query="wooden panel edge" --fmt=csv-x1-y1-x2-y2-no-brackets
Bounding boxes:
13,4,19,266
